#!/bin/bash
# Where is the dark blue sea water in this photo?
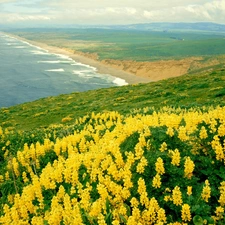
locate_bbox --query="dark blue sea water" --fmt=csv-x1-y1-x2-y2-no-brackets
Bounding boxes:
0,32,127,108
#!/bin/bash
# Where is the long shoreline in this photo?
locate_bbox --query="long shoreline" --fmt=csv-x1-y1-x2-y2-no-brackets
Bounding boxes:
3,32,151,85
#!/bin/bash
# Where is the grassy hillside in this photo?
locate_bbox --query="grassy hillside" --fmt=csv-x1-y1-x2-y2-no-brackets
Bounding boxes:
0,66,225,131
0,67,225,224
0,57,225,224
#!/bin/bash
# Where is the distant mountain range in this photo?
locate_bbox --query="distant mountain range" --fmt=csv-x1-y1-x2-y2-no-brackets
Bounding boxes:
1,22,225,32
107,22,225,32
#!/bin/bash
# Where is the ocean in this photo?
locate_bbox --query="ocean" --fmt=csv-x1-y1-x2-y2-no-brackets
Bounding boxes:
0,32,127,108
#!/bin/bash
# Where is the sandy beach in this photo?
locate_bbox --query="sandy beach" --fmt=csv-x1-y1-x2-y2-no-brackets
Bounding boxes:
4,32,151,85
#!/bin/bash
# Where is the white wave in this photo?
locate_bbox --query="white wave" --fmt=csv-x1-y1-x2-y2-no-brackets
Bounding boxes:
20,40,49,54
73,70,101,78
38,60,71,64
45,68,65,72
30,50,51,55
21,40,35,47
113,78,128,86
14,46,26,49
54,53,73,61
71,62,97,71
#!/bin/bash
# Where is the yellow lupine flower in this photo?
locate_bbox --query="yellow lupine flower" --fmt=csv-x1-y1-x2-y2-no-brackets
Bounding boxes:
217,124,225,137
199,126,208,139
0,175,4,184
130,197,139,208
201,180,211,202
166,127,174,137
215,206,224,220
164,195,171,202
187,186,192,196
181,204,191,222
172,186,183,206
155,157,165,175
170,149,181,166
136,156,148,174
22,171,29,183
152,173,162,189
5,171,10,180
218,181,225,206
211,135,224,161
159,142,167,152
157,208,167,224
184,157,195,179
178,126,189,141
98,214,107,225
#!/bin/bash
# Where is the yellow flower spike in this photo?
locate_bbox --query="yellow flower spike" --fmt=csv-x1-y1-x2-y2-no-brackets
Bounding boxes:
215,206,224,220
201,180,211,202
199,126,208,139
157,208,167,224
211,135,224,162
159,142,167,152
218,181,225,206
166,127,174,137
181,204,192,222
97,213,107,225
0,126,3,136
178,126,189,141
218,124,225,137
31,216,45,225
132,207,141,220
12,157,20,177
155,157,165,175
187,186,192,196
184,156,195,179
164,195,171,202
136,156,148,174
22,172,29,183
169,149,181,166
97,183,109,201
172,186,183,206
152,174,162,189
5,171,10,180
130,197,139,208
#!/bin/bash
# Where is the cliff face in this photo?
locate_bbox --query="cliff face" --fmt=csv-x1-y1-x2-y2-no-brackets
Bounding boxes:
101,57,201,81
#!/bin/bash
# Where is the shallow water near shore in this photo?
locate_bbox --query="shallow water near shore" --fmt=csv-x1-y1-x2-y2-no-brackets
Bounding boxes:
0,33,127,108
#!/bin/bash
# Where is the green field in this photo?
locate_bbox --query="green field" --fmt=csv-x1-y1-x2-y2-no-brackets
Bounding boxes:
10,28,225,61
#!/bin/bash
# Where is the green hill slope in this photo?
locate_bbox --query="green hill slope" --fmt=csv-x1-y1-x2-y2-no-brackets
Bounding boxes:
0,66,225,131
1,65,225,224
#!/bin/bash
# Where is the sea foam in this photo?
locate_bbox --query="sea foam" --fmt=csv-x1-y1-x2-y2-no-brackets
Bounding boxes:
113,78,128,86
31,50,51,55
14,46,26,49
38,60,72,64
45,69,65,72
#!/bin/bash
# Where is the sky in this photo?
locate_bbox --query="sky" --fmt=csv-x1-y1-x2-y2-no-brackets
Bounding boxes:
0,0,225,27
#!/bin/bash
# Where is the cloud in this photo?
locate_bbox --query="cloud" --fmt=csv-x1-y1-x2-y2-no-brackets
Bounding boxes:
142,0,225,22
0,11,52,24
0,0,225,25
7,15,52,22
0,0,17,3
